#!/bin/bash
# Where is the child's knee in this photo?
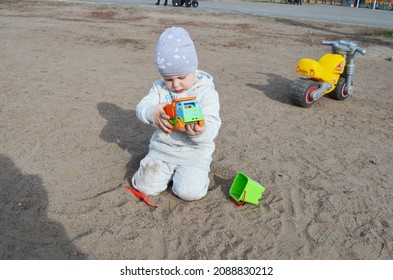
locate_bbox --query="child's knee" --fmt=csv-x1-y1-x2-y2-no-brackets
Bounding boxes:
131,172,167,195
132,160,172,195
172,182,208,201
175,189,207,201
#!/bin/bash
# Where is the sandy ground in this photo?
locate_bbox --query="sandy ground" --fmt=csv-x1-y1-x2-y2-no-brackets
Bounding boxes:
1,0,393,260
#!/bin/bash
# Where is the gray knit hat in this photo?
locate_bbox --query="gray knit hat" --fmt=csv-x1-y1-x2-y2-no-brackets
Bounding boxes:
155,27,198,76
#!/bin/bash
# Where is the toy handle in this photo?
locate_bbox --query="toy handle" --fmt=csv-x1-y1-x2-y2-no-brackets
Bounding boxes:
322,40,334,46
322,40,355,47
322,40,351,51
232,191,246,206
356,47,366,55
322,40,365,55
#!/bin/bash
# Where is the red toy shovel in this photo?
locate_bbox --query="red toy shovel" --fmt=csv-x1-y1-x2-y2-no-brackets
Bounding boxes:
124,186,157,208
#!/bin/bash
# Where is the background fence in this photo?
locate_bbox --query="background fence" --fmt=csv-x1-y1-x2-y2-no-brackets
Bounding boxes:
283,0,392,10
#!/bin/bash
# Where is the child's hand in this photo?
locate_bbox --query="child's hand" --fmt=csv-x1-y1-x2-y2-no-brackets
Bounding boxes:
153,103,173,134
185,122,205,136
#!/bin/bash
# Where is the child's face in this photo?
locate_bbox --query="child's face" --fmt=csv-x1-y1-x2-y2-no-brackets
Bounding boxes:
163,72,196,94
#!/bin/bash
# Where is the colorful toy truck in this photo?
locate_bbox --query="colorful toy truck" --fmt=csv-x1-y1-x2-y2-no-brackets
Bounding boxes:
163,96,204,131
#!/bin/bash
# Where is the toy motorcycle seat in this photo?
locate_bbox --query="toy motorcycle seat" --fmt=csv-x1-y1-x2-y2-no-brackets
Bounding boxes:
297,53,344,82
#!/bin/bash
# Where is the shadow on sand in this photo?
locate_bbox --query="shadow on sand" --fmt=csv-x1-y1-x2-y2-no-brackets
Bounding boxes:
246,72,293,105
97,102,154,180
0,155,87,259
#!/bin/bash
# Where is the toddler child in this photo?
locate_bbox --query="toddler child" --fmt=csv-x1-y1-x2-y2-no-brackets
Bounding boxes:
131,26,221,201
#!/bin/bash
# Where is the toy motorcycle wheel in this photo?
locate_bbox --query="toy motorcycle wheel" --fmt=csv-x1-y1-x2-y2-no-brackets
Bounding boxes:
172,0,180,6
329,77,350,101
289,79,319,108
192,0,199,7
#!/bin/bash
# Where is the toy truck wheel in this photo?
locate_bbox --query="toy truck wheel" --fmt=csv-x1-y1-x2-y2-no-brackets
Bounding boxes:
185,0,192,7
192,0,199,7
289,79,318,108
176,118,185,131
172,0,180,6
329,77,349,101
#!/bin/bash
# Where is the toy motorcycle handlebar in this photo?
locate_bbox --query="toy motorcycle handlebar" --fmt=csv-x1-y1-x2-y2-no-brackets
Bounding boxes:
322,40,366,55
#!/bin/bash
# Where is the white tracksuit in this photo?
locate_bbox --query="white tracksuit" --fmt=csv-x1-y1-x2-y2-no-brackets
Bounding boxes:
132,70,221,201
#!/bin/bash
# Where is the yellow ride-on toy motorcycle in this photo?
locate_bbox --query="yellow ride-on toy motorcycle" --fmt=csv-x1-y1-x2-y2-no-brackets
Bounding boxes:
289,40,366,108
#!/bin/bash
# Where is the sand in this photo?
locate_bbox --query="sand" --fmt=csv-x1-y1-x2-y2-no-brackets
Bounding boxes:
1,0,393,260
